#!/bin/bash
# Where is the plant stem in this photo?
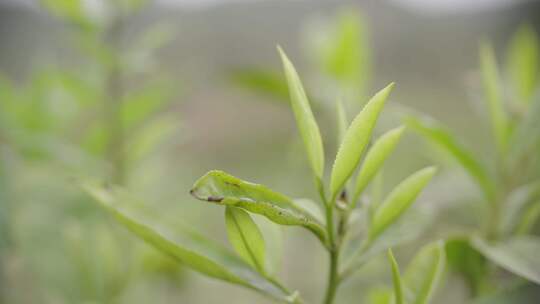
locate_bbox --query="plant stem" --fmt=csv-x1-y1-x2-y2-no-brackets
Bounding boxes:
323,248,340,304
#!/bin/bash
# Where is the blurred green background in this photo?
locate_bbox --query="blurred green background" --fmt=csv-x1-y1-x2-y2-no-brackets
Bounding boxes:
0,0,539,303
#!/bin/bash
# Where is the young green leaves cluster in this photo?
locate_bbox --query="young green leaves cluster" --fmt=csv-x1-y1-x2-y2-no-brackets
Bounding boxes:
83,46,438,304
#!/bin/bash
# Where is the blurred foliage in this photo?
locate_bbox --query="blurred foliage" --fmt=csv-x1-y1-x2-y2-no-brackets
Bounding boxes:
0,0,183,303
407,24,540,302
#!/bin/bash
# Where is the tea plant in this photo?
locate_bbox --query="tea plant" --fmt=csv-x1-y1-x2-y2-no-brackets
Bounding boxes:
407,25,540,300
83,46,445,303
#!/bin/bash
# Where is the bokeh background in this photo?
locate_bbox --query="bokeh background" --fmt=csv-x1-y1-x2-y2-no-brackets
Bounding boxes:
1,0,540,303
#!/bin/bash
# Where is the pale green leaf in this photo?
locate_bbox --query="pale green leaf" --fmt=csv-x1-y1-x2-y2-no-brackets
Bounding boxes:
191,170,326,244
80,180,294,302
352,126,405,207
406,116,496,202
507,25,539,104
369,166,436,240
479,41,509,152
336,98,348,145
403,241,446,304
472,236,540,285
278,46,325,180
388,249,404,304
225,207,266,274
330,83,395,200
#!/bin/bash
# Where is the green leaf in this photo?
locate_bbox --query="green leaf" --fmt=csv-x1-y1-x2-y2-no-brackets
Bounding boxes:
330,83,394,200
229,68,289,102
369,166,436,240
472,236,540,285
388,249,404,304
445,238,487,295
191,170,326,244
336,98,348,145
311,8,370,99
225,207,266,274
351,126,405,206
278,46,325,181
506,25,539,104
403,241,446,304
473,283,540,304
80,180,294,302
479,41,509,152
406,116,496,202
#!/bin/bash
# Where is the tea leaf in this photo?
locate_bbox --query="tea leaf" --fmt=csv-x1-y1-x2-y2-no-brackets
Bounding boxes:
472,236,540,284
445,238,487,296
81,181,294,302
403,241,446,304
229,68,289,101
330,83,394,200
473,283,540,304
191,170,326,244
387,249,404,304
225,207,266,274
352,126,405,206
479,41,509,152
406,116,496,202
369,166,436,240
506,25,539,104
278,46,325,181
336,98,348,145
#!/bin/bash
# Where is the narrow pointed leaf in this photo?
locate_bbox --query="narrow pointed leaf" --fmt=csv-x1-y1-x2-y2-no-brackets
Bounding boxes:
403,241,446,304
388,249,404,304
370,166,436,240
507,25,539,104
225,207,266,274
191,170,326,243
472,236,540,285
330,83,394,200
80,181,294,302
406,116,496,202
336,98,348,145
278,46,325,180
352,126,405,206
479,41,509,152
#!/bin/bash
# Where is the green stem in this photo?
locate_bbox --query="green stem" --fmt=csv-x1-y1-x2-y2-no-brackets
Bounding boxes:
323,249,340,304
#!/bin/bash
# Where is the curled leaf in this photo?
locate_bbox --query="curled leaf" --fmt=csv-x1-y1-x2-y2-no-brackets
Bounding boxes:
191,170,326,244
